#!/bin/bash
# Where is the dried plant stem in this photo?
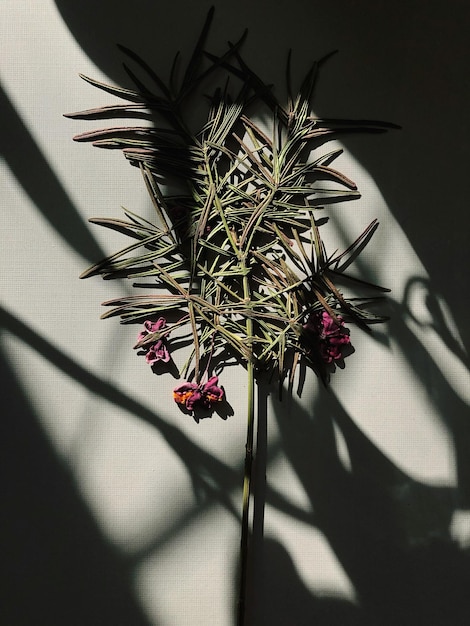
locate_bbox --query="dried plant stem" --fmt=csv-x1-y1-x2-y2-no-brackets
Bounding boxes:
237,354,255,626
237,266,255,626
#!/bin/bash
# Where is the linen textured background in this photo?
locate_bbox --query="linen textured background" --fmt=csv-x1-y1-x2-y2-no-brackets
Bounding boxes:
1,1,470,624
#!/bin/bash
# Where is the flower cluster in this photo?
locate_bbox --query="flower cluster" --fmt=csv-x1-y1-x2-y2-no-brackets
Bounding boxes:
134,311,350,414
303,310,351,364
173,376,224,412
135,319,224,413
134,318,170,365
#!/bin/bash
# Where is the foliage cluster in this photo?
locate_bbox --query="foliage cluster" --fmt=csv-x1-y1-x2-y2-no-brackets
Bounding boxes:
67,8,391,391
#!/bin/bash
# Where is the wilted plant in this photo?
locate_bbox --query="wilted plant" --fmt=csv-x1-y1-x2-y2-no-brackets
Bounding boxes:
66,8,393,624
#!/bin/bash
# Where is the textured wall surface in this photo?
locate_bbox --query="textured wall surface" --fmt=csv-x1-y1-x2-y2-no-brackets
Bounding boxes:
2,1,470,624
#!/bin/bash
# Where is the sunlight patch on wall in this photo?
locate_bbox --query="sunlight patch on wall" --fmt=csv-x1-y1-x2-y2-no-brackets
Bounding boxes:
134,504,240,626
264,507,358,603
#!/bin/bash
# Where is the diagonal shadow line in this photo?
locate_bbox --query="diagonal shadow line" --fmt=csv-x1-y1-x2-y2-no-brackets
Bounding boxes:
259,272,470,619
0,347,155,626
0,304,235,488
128,431,314,566
388,296,470,507
321,390,470,626
402,276,470,369
269,384,469,625
328,197,469,374
0,304,309,553
316,116,470,359
0,82,105,264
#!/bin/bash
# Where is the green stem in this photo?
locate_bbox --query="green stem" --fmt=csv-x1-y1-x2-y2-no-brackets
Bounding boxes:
237,356,255,626
238,269,255,626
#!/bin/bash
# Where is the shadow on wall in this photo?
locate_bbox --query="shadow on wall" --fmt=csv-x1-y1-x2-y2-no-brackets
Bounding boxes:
2,1,470,624
0,306,242,624
282,398,470,626
249,276,470,626
0,344,153,625
0,84,105,265
2,292,469,625
265,373,470,625
252,537,363,626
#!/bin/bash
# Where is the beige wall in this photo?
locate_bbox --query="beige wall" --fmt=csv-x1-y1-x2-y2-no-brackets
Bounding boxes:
2,1,470,624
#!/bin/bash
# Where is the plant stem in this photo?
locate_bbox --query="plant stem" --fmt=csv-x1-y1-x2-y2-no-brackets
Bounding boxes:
238,262,255,626
237,356,255,626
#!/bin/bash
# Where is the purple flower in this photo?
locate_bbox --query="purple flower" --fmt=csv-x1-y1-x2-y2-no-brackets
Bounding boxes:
173,376,224,411
135,318,171,365
303,310,351,364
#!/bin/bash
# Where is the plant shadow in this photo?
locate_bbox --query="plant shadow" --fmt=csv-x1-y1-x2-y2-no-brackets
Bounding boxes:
250,279,470,625
0,344,154,626
0,84,105,265
3,2,470,624
0,306,246,623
